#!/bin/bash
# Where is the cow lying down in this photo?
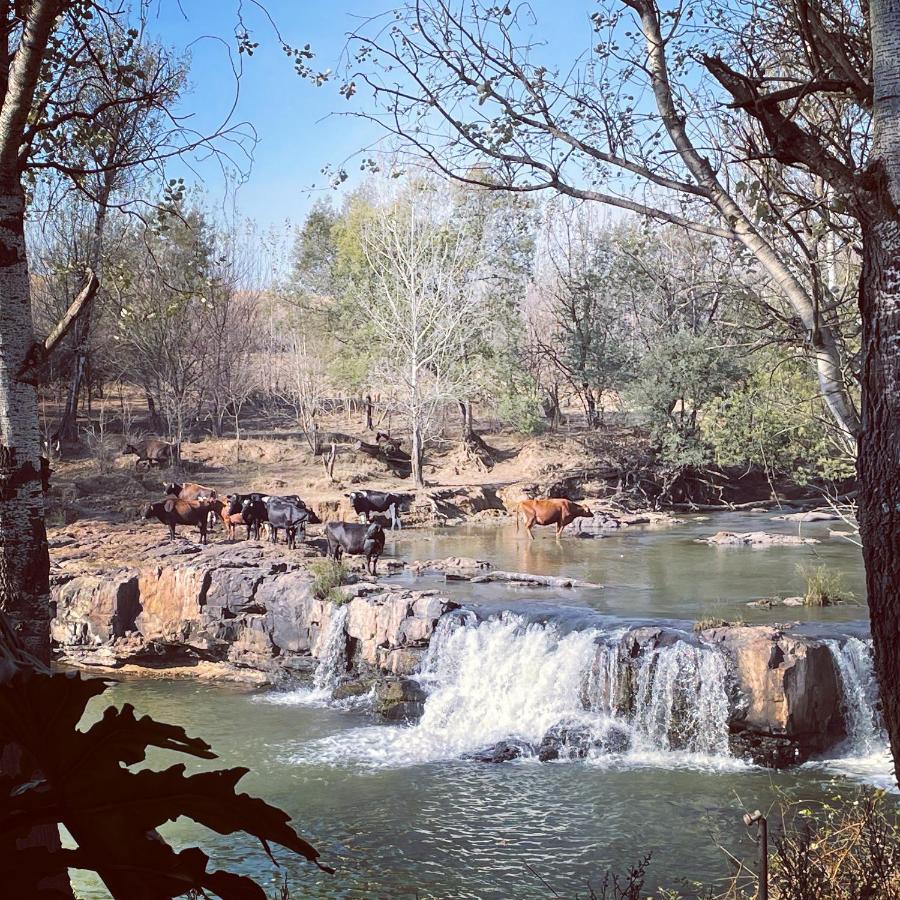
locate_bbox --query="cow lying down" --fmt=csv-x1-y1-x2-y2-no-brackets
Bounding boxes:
144,497,223,544
325,522,385,576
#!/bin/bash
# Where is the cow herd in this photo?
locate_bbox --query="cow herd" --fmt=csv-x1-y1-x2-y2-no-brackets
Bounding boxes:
142,483,407,575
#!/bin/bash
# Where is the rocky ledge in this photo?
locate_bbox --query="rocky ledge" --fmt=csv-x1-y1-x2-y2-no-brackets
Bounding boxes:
52,537,457,684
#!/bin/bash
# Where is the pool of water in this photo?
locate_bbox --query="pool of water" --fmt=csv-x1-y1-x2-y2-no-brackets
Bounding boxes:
383,511,867,625
69,511,888,899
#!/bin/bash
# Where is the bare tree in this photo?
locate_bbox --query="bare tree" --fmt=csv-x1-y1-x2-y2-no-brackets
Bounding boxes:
355,187,484,487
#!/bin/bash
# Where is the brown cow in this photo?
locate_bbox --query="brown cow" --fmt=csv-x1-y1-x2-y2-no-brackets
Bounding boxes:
221,509,249,542
516,498,594,539
144,497,223,544
163,481,217,500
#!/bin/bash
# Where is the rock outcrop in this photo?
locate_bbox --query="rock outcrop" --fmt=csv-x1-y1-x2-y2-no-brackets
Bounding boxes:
52,541,458,683
697,625,845,764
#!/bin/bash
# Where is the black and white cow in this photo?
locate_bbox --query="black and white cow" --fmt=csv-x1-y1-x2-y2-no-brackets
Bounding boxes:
346,490,407,530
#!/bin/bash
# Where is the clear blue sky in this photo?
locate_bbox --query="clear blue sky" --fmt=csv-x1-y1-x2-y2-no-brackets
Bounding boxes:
148,0,600,230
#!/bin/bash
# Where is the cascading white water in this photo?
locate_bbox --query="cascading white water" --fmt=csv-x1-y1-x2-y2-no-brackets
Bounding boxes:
312,604,349,693
826,637,884,755
291,612,738,768
631,642,731,756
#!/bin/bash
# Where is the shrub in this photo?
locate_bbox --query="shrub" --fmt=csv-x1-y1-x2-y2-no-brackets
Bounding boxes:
310,559,351,604
497,389,547,435
799,563,853,607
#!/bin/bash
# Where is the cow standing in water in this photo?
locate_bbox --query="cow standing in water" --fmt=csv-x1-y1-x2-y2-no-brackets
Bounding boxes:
516,499,594,539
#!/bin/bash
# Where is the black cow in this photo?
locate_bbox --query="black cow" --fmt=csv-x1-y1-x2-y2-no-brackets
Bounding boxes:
265,497,316,549
239,496,269,540
325,522,385,575
346,490,407,530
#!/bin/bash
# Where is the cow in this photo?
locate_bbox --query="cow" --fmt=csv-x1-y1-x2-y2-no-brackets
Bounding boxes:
265,496,315,550
346,490,407,530
144,497,222,544
516,498,594,540
222,511,249,542
123,439,178,469
238,495,269,540
325,522,385,576
163,481,217,501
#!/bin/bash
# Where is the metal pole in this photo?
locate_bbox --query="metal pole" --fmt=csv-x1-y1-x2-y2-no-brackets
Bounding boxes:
758,814,768,900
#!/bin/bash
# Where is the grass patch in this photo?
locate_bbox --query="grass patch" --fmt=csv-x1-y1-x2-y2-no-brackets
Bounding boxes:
693,617,744,632
799,563,853,607
310,559,352,605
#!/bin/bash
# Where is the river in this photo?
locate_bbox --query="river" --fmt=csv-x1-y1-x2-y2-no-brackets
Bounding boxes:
71,511,892,898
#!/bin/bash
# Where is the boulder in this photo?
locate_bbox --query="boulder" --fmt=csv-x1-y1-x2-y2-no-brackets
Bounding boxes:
699,625,845,762
463,739,535,763
697,531,819,546
373,677,427,721
538,724,593,761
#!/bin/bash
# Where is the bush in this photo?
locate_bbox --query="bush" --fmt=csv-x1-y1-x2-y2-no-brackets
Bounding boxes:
799,563,853,606
310,559,351,604
497,389,547,435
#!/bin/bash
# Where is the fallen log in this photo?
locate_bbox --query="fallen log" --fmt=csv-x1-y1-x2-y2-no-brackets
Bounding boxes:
469,571,602,589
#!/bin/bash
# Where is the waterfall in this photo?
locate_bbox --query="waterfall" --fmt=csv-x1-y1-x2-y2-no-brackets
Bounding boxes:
630,642,731,756
294,612,737,768
312,604,349,693
826,637,884,756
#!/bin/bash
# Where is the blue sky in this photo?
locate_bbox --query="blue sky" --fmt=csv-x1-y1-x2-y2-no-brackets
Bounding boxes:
148,0,601,229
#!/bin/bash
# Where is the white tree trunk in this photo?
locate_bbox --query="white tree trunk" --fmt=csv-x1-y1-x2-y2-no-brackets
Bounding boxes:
0,178,51,661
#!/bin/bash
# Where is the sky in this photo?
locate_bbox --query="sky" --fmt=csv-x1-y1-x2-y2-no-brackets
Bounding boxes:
146,0,602,230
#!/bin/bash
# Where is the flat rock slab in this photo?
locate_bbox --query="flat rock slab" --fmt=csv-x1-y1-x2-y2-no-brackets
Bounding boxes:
697,531,819,546
469,570,602,589
772,510,843,522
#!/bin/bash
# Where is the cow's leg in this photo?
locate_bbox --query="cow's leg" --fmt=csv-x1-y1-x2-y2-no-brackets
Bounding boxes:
168,521,176,540
200,521,208,545
524,515,536,540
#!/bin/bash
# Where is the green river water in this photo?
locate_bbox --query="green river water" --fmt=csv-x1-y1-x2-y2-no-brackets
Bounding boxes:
70,511,890,899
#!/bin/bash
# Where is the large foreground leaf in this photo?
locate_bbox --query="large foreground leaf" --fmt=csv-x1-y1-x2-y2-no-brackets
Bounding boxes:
0,654,332,898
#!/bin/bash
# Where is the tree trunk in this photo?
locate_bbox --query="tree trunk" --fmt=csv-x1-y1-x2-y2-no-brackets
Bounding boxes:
411,424,424,488
0,176,70,894
365,394,373,431
858,0,900,786
0,179,51,660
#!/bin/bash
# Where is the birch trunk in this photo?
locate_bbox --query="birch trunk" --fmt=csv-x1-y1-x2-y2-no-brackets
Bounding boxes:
858,0,900,785
0,177,51,662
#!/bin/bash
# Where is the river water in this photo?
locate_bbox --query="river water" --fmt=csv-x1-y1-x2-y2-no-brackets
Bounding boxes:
71,512,893,898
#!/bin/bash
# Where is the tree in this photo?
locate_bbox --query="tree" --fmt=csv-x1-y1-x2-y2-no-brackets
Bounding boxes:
342,0,900,780
534,209,635,426
342,0,859,442
353,186,484,487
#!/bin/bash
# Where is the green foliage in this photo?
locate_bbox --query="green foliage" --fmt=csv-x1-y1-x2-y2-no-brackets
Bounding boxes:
496,371,547,435
703,354,857,483
310,559,352,604
0,620,330,898
799,563,853,606
629,330,743,468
